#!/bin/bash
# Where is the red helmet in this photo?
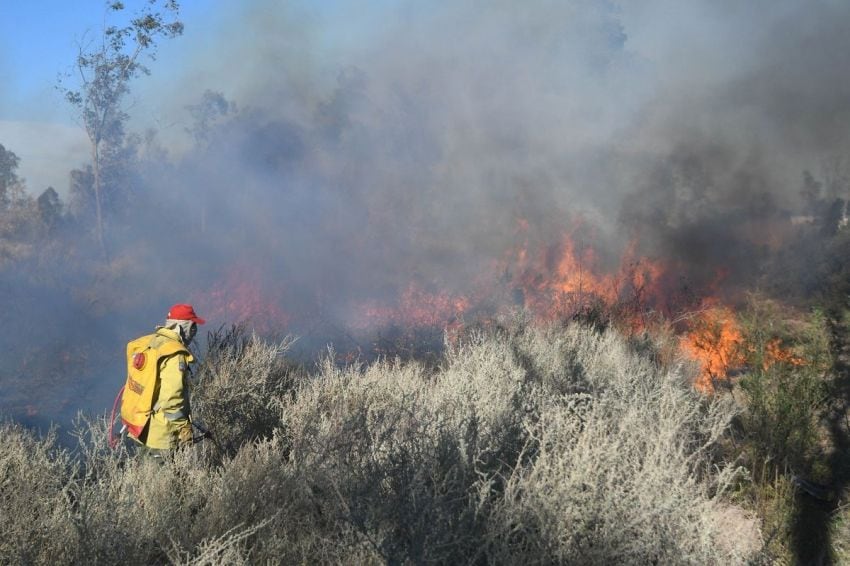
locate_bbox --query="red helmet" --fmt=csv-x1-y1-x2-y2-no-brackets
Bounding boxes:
167,303,206,324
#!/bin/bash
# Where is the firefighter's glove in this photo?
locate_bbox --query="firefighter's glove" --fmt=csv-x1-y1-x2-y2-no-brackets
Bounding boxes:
178,424,194,447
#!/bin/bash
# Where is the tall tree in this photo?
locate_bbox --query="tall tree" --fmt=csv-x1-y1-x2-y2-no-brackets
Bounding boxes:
0,144,42,262
0,143,21,207
37,187,63,235
186,89,235,147
59,1,183,257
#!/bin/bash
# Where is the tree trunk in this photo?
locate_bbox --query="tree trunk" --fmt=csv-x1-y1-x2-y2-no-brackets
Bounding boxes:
91,142,108,260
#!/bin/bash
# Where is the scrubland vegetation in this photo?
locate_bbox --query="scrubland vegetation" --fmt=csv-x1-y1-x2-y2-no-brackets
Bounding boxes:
2,317,772,565
5,2,850,563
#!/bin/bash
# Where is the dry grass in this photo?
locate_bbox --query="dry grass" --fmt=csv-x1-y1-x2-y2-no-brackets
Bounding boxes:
833,496,850,565
0,320,763,564
0,423,78,564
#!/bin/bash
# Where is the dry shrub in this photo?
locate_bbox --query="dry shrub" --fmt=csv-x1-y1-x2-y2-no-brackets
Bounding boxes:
270,323,760,564
168,521,270,566
191,433,345,563
434,329,528,454
0,422,78,564
1,320,764,564
479,324,756,564
191,326,297,457
281,358,483,563
62,416,212,564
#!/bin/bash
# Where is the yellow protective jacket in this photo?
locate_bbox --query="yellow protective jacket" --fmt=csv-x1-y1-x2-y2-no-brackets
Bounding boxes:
132,327,194,450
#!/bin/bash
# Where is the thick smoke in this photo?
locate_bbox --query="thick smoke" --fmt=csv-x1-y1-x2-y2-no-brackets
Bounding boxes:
4,0,850,430
146,0,645,314
613,0,850,293
143,0,850,312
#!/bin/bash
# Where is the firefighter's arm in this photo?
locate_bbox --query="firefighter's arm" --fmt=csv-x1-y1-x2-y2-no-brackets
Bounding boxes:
157,354,192,442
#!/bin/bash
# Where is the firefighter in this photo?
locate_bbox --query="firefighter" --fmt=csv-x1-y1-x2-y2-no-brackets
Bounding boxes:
126,303,205,459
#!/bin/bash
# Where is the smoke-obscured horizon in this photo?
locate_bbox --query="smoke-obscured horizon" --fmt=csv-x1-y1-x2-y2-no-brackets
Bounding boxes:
4,0,850,433
163,0,850,312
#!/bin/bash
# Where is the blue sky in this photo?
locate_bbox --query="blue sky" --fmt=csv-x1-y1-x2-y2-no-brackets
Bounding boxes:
1,1,102,121
0,0,222,122
0,0,388,120
0,1,229,191
0,0,392,191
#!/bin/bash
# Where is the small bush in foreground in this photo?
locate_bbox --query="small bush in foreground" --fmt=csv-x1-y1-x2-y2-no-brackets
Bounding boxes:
0,423,78,564
832,493,850,565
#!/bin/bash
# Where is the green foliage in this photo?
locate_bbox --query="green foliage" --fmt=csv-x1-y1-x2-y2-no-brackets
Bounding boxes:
36,187,63,233
186,90,237,146
0,144,62,264
739,365,825,475
737,297,832,479
61,1,183,144
724,296,840,563
749,473,797,565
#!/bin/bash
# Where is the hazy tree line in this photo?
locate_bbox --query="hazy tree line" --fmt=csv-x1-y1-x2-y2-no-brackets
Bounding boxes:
0,144,60,260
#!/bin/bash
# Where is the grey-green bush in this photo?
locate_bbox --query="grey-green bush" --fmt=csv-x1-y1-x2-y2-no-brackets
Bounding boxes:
0,321,763,564
0,423,78,564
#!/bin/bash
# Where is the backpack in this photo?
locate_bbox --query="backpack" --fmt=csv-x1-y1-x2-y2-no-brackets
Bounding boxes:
120,333,189,440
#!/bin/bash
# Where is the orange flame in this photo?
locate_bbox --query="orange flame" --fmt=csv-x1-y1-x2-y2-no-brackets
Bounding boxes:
505,227,669,325
764,338,806,369
680,304,746,393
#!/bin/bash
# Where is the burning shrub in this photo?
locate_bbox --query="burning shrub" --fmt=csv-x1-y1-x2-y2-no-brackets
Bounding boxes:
679,304,748,393
702,297,838,564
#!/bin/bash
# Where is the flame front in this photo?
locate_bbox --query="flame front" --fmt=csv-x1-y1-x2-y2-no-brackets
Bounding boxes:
197,223,788,396
505,227,670,326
